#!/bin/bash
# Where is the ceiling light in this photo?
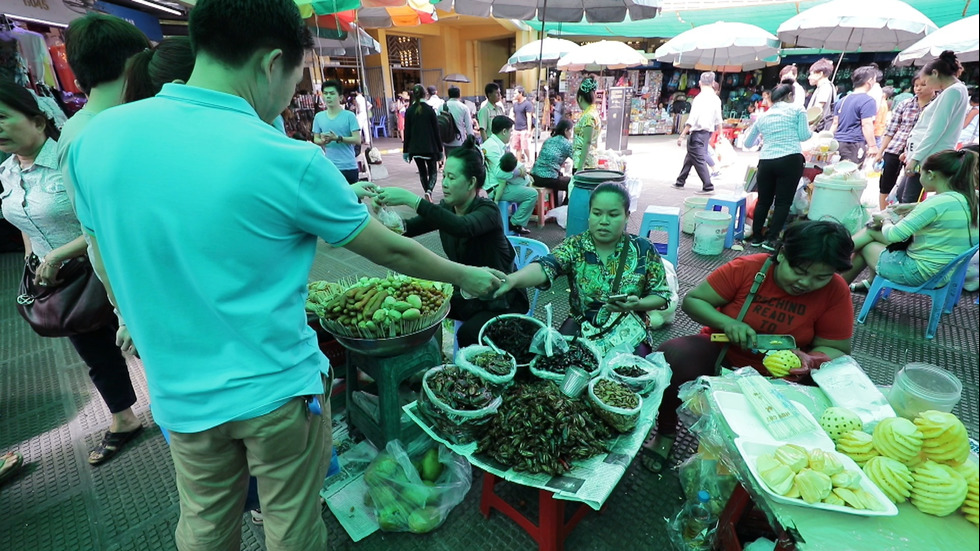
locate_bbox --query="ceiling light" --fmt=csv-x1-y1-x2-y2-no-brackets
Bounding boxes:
129,0,184,17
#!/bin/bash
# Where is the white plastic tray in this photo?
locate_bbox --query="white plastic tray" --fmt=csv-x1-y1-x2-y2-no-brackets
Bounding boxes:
735,438,898,517
714,391,834,450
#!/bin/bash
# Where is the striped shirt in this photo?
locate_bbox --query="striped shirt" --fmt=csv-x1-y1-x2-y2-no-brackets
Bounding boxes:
883,192,977,279
883,97,924,155
742,102,811,160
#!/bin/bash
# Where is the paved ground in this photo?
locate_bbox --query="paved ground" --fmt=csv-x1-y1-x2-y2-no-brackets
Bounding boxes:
1,135,976,550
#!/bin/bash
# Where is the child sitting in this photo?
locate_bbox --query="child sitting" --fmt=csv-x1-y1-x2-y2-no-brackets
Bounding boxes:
493,152,538,235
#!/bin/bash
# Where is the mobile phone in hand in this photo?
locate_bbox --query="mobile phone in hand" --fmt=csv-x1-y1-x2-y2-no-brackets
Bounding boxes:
608,293,628,302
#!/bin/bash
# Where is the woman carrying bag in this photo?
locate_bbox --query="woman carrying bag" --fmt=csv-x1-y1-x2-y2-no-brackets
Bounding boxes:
402,84,442,201
0,82,142,465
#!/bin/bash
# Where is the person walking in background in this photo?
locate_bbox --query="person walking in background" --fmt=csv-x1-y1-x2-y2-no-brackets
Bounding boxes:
354,88,371,147
510,86,534,164
673,72,722,194
313,79,362,184
779,64,806,110
552,92,564,128
477,82,504,143
572,77,602,173
741,79,811,250
442,85,473,157
403,84,443,200
874,77,934,210
425,85,444,111
807,58,836,132
899,51,970,203
831,65,879,165
874,86,894,147
959,89,979,148
68,1,503,548
395,91,409,139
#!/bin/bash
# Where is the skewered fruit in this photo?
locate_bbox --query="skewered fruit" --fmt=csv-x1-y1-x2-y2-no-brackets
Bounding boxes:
873,417,923,466
795,468,833,504
763,349,801,377
863,456,913,503
819,407,863,442
774,444,809,473
836,430,879,466
955,463,979,525
910,460,968,516
914,410,970,466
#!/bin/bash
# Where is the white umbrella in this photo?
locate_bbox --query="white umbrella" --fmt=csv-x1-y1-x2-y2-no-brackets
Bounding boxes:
556,41,648,72
654,21,781,72
508,38,581,70
777,0,937,52
449,0,662,23
313,26,381,57
894,14,979,66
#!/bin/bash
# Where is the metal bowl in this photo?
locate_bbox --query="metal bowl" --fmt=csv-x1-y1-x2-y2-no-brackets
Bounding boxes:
320,310,448,357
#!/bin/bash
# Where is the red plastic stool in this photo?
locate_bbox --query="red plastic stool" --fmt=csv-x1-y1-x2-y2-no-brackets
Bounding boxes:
717,483,796,550
532,187,556,228
480,472,593,551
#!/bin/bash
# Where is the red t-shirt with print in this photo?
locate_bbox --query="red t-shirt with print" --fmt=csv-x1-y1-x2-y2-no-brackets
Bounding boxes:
700,254,853,373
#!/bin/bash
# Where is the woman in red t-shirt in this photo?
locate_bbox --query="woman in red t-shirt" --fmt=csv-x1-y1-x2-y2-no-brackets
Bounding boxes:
640,220,855,472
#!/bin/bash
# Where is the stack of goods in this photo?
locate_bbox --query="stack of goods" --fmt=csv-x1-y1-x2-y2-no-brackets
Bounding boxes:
304,280,343,318
755,443,885,511
418,365,501,445
320,275,451,338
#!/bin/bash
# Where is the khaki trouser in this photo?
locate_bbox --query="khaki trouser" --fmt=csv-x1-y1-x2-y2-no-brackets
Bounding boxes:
169,392,331,551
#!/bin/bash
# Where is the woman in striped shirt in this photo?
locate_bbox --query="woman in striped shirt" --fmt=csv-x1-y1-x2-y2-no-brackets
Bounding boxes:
845,149,978,292
742,79,812,250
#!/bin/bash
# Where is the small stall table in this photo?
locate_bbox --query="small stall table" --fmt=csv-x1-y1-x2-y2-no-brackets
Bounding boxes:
403,382,665,551
699,377,979,550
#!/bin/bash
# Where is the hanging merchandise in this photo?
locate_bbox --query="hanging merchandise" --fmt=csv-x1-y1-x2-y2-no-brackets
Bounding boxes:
0,30,30,87
48,43,81,95
11,27,57,89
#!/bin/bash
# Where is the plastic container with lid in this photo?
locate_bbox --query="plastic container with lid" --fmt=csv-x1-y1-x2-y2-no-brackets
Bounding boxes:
887,362,962,420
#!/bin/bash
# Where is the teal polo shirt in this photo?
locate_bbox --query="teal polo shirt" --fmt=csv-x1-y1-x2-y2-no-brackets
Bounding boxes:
70,83,370,433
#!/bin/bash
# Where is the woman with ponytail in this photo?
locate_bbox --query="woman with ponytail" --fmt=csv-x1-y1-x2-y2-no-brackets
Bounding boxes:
376,135,528,345
898,50,970,203
123,36,194,103
846,149,978,292
402,83,442,199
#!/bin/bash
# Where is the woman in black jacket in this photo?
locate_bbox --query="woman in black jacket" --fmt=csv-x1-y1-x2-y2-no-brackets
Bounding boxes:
402,84,443,199
378,136,529,345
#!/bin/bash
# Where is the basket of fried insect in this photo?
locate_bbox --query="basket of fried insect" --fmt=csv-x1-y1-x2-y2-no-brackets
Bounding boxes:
528,336,601,383
477,313,546,368
418,365,503,445
319,275,452,357
602,352,667,396
588,377,643,433
454,345,517,394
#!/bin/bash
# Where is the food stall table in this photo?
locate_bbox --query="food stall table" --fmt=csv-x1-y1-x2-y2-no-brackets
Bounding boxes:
403,381,665,551
699,377,979,550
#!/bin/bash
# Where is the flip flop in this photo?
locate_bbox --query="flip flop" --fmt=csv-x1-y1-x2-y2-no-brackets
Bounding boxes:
88,425,145,466
849,279,871,294
0,452,24,485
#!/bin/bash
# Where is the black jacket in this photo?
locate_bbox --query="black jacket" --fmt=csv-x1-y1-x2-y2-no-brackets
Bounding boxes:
403,102,442,156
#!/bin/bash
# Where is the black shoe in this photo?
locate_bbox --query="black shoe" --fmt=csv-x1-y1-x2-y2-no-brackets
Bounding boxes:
760,240,777,251
695,186,715,194
509,224,531,236
747,236,766,247
672,183,685,189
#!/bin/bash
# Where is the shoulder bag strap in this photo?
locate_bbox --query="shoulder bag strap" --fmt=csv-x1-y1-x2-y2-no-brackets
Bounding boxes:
584,237,633,340
713,256,774,375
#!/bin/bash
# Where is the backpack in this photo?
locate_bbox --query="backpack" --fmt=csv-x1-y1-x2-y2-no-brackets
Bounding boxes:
813,84,837,132
438,104,460,144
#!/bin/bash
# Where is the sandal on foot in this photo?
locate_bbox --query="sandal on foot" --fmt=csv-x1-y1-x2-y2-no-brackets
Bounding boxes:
639,436,675,474
0,452,24,484
89,425,144,466
849,280,871,294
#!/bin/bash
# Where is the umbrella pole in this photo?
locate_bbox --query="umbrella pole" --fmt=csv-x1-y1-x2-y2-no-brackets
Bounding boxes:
534,0,550,161
353,16,373,182
830,28,854,84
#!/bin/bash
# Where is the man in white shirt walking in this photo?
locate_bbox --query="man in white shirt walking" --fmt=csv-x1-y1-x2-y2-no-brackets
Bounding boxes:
673,72,723,193
442,86,474,156
425,85,444,111
477,82,504,143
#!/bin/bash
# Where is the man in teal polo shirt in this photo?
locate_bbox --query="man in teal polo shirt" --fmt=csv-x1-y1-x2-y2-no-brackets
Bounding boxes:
69,1,502,549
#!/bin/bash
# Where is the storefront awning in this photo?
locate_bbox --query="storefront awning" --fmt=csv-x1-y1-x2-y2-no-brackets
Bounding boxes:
3,1,84,27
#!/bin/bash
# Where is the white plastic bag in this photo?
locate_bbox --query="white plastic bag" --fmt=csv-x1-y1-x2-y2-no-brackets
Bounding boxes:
600,351,669,396
811,355,896,430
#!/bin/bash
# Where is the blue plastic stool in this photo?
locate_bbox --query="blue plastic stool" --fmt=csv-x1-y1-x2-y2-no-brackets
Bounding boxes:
499,201,516,236
705,195,746,249
637,205,681,268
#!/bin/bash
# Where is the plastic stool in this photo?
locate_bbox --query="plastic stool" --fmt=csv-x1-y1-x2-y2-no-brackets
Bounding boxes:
638,205,681,268
705,195,746,248
499,201,516,236
345,338,441,448
531,187,556,228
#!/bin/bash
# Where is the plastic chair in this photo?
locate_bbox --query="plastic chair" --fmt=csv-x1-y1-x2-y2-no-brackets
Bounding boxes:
531,187,556,228
638,205,681,268
857,245,979,339
705,195,747,248
508,235,550,315
371,113,388,138
499,201,516,236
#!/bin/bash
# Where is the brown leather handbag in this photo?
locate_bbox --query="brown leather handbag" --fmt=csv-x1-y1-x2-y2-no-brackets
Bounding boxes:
16,255,115,337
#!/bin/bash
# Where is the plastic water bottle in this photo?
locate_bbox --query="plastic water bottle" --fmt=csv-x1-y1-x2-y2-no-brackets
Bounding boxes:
681,490,716,550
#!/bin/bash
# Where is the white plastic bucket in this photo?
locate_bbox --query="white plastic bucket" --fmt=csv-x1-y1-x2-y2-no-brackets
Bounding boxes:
808,176,867,233
682,196,711,234
693,211,731,255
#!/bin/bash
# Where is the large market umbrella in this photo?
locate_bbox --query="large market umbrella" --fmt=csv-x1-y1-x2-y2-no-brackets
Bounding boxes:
443,73,471,83
441,0,662,23
894,14,979,66
313,25,382,57
297,0,439,28
556,40,648,72
777,0,937,52
654,21,781,72
508,38,581,70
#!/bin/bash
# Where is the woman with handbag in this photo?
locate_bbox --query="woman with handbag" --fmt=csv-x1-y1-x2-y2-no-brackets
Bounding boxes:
493,182,673,355
844,149,978,293
402,84,442,201
0,82,142,465
641,220,856,472
376,136,528,346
